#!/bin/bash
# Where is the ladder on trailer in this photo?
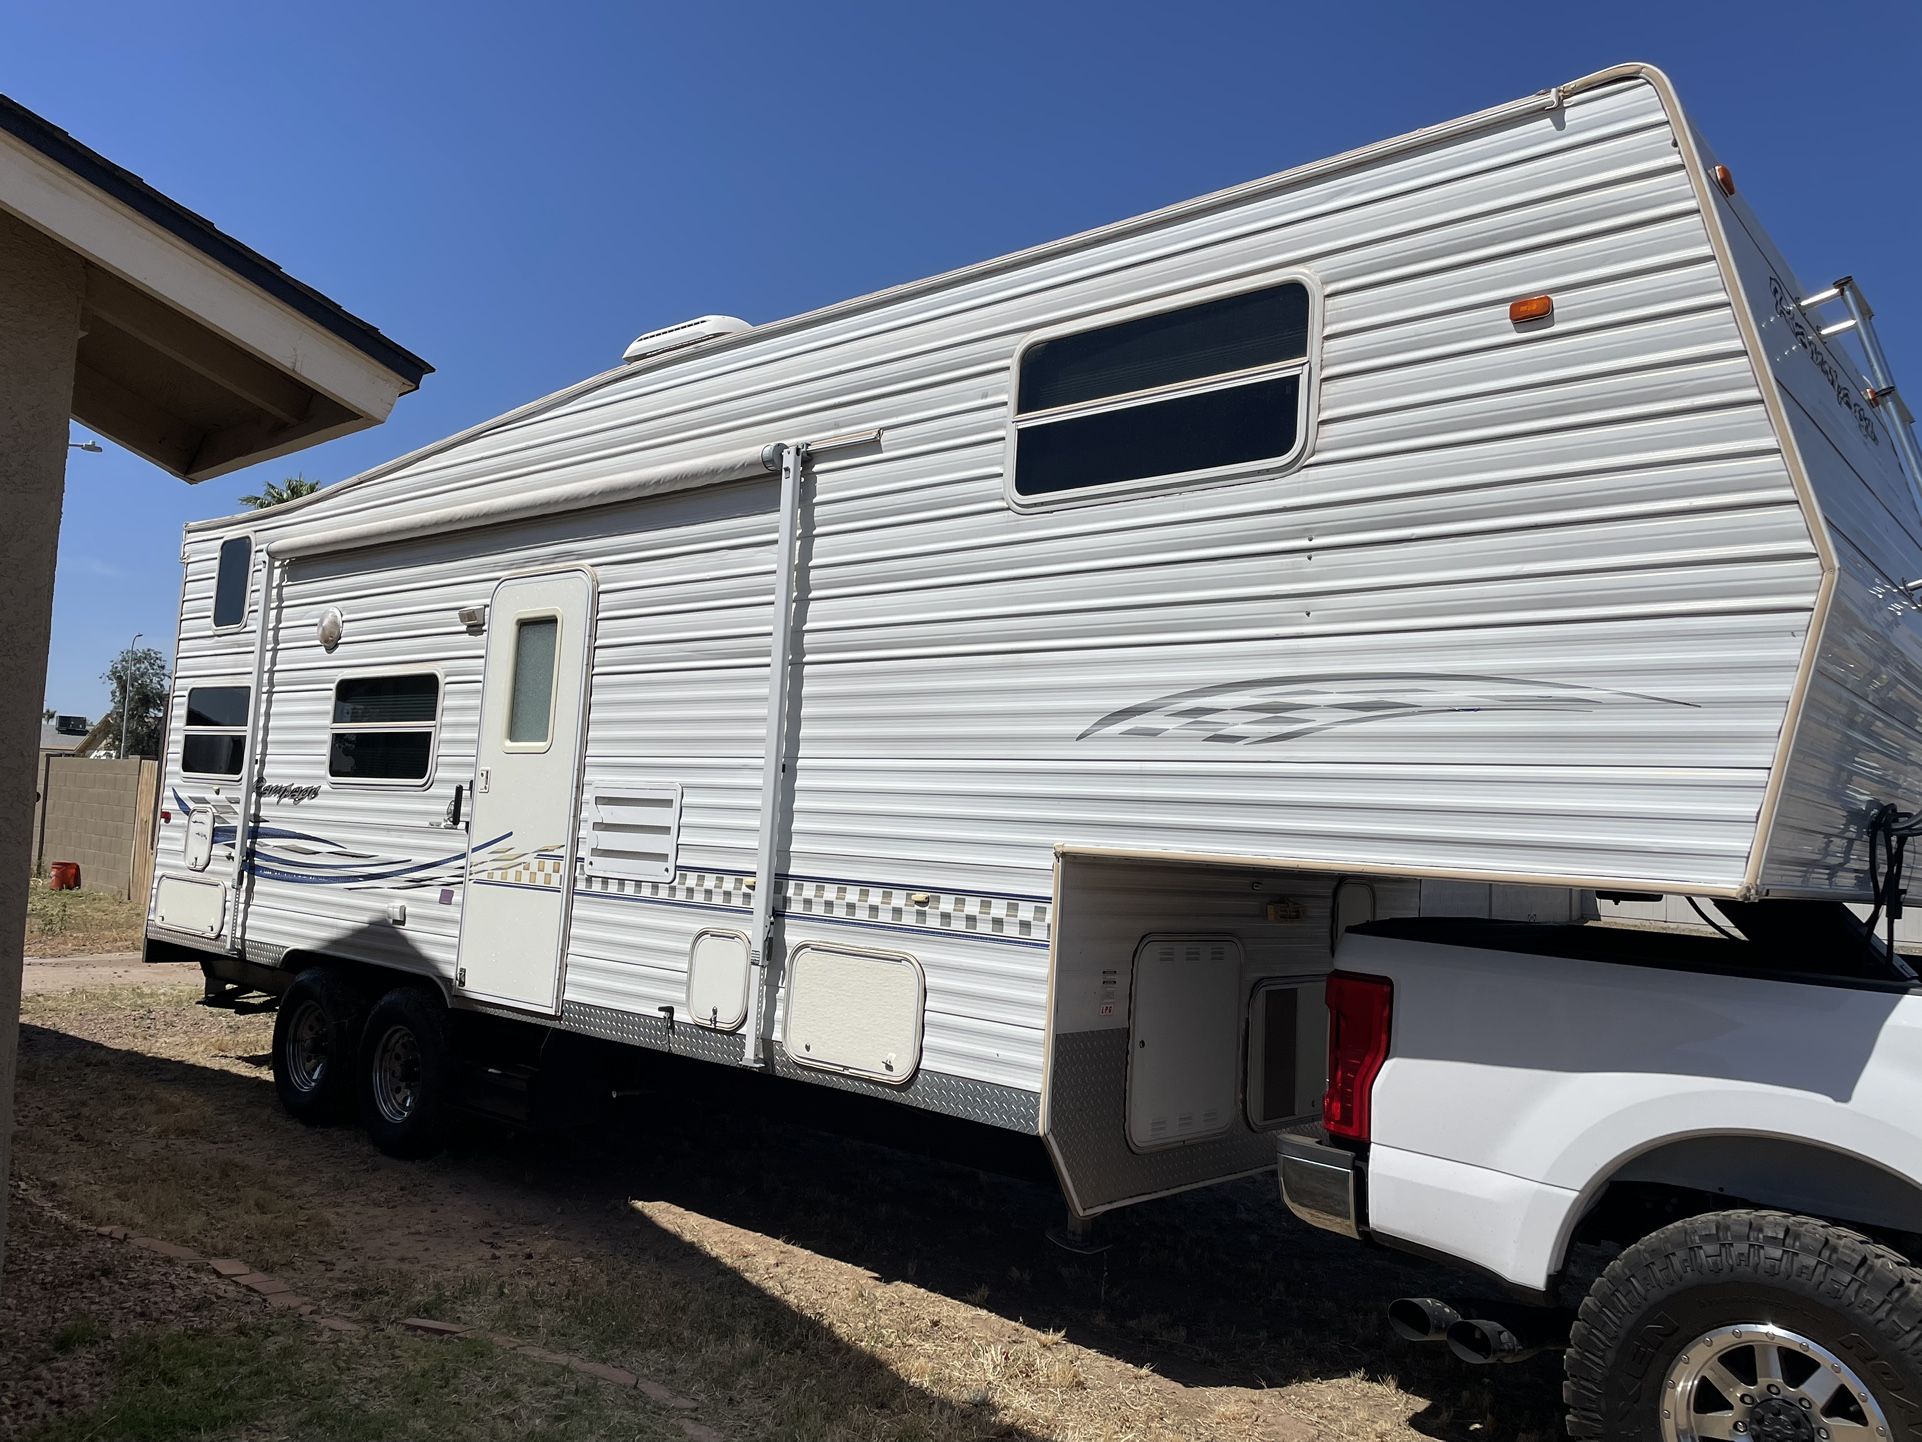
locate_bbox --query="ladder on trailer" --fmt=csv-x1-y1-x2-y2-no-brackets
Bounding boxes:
1800,276,1922,514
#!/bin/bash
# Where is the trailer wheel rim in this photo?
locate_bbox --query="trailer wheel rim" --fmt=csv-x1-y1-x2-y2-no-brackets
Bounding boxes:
1661,1322,1886,1442
284,999,329,1094
371,1024,422,1125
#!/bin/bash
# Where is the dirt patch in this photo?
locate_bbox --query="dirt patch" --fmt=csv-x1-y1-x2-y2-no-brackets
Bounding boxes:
11,983,1567,1440
23,953,198,996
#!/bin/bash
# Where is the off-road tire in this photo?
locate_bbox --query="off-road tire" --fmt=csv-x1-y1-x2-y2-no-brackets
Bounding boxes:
1565,1209,1922,1439
271,967,365,1124
358,986,455,1159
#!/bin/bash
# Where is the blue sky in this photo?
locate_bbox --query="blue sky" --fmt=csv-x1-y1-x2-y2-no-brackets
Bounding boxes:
9,1,1919,716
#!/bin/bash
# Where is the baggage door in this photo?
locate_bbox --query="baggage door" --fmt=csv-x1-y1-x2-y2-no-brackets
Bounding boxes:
455,569,596,1012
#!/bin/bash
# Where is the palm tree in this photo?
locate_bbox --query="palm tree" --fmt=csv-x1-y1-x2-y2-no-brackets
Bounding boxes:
238,475,321,509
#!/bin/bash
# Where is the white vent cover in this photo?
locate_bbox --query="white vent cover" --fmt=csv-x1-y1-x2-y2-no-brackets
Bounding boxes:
579,783,680,882
1126,933,1243,1151
621,314,752,364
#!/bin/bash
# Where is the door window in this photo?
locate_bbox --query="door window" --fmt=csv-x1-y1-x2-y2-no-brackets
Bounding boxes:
506,616,559,748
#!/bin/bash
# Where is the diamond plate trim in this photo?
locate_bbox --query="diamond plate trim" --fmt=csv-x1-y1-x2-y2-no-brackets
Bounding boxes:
561,999,751,1064
765,1047,1040,1132
558,1003,1038,1130
1046,1028,1272,1213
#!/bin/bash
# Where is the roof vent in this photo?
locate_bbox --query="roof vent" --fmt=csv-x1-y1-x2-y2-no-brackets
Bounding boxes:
622,314,752,364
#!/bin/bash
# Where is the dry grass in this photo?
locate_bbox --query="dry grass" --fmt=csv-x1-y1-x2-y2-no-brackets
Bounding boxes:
1,1187,678,1442
23,880,145,958
7,982,1569,1440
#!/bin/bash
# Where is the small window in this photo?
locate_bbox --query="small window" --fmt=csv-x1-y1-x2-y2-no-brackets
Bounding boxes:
329,674,439,782
1011,278,1313,503
506,616,559,746
181,685,249,778
213,536,252,628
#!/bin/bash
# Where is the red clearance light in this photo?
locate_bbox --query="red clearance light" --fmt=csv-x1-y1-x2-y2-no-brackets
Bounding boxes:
1508,294,1554,324
1323,971,1393,1141
1714,163,1736,196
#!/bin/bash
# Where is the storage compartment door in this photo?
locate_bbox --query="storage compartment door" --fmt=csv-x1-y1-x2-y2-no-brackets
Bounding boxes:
1125,934,1242,1150
153,875,226,937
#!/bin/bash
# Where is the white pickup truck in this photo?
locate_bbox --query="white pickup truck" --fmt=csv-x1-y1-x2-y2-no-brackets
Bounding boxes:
1280,904,1922,1441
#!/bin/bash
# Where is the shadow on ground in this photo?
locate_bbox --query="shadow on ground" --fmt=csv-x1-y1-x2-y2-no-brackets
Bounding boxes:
14,1017,1565,1440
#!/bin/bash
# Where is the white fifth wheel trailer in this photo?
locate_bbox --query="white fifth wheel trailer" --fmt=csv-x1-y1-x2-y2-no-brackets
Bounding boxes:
147,60,1922,1244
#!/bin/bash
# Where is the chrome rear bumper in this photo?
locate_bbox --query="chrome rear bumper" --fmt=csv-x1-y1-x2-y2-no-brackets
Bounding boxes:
1277,1125,1363,1240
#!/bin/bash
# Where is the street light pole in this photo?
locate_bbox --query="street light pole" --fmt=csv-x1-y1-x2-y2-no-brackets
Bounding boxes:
117,632,141,758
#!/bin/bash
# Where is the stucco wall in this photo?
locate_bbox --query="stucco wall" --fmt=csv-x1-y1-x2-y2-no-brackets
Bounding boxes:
0,201,86,1287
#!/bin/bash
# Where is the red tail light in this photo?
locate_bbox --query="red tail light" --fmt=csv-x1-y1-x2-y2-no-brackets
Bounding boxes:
1323,972,1392,1141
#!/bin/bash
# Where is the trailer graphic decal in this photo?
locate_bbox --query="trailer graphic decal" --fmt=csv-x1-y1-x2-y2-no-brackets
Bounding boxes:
1077,672,1695,746
170,790,509,890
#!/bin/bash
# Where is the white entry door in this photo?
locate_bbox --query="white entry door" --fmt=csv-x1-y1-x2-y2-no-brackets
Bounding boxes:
455,569,596,1011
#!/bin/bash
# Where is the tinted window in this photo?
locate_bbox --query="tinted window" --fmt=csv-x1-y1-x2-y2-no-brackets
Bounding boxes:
181,684,249,777
507,617,558,745
328,730,434,781
1018,282,1310,414
185,686,250,729
329,674,438,783
182,733,247,777
1012,280,1313,502
333,675,439,725
1016,374,1301,498
213,536,251,628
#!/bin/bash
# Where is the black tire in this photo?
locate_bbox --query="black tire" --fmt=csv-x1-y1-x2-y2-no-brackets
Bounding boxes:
357,986,454,1159
1566,1209,1922,1440
271,967,365,1124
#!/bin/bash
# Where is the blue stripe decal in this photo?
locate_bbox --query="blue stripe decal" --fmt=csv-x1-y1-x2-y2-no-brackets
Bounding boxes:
249,832,511,886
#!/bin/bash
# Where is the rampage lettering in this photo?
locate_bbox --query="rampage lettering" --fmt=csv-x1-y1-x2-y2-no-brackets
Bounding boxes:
1770,276,1880,447
257,783,321,804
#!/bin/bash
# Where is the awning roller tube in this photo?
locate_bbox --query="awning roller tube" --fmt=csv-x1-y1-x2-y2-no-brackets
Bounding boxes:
266,443,780,560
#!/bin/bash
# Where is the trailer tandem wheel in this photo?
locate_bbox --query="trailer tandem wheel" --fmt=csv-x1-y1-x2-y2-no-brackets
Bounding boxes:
271,967,366,1125
358,986,454,1159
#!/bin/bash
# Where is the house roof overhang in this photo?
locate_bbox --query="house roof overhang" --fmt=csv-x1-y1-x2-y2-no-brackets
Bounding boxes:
0,94,431,481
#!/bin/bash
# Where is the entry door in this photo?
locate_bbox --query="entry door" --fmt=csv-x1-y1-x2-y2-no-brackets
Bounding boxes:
455,569,596,1011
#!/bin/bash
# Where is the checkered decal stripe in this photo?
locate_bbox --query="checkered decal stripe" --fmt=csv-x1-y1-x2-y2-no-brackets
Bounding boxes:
576,869,754,910
779,880,1050,940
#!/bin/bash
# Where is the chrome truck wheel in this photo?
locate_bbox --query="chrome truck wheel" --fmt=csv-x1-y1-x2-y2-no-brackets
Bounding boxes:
1566,1211,1922,1440
1661,1324,1886,1441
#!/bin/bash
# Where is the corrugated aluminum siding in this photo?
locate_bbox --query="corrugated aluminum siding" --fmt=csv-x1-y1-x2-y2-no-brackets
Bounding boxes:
154,72,1827,1100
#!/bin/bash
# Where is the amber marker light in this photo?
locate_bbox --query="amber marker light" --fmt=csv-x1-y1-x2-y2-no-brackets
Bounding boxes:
1508,294,1554,324
1714,164,1736,196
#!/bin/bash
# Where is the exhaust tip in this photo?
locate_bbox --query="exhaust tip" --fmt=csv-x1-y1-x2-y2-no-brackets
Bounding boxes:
1388,1297,1461,1343
1447,1317,1528,1366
